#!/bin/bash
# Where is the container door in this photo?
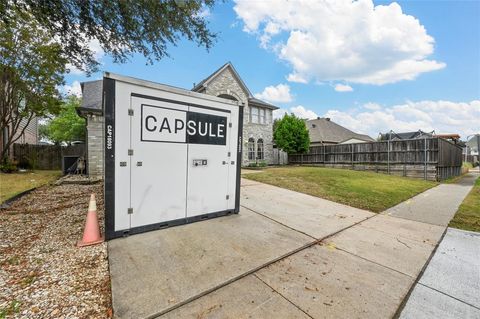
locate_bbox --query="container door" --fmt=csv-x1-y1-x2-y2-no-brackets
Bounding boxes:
129,96,188,228
186,106,231,217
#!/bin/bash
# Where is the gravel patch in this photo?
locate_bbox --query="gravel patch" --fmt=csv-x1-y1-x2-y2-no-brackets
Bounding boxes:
0,183,111,318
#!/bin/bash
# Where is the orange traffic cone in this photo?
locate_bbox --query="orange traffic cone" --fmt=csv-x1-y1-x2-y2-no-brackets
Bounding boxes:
77,193,104,247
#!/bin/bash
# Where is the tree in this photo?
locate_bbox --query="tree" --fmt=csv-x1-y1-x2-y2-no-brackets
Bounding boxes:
42,96,86,145
0,10,67,161
273,114,310,154
1,0,217,74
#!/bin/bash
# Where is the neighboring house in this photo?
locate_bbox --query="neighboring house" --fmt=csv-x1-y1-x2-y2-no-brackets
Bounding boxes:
466,135,480,155
192,63,278,165
379,130,434,141
0,117,39,159
306,117,374,146
434,133,461,144
77,62,279,176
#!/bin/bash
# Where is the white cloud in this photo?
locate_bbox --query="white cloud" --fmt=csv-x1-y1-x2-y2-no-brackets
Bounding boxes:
59,80,82,97
286,73,308,84
254,84,293,103
334,84,353,92
196,7,210,18
323,100,480,139
273,105,318,120
234,0,445,85
66,38,105,75
363,102,382,110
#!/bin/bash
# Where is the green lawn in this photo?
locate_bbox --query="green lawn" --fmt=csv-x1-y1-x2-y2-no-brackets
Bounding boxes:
243,166,437,213
462,162,473,170
0,170,61,203
449,177,480,232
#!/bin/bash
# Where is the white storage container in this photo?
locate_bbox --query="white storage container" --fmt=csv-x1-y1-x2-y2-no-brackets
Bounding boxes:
102,73,243,239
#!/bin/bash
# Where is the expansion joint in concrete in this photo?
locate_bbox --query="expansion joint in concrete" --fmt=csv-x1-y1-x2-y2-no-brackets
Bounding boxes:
417,283,480,311
253,273,315,319
392,227,448,319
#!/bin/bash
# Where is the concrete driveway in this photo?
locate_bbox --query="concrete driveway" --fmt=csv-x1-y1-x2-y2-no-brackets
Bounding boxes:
109,175,476,318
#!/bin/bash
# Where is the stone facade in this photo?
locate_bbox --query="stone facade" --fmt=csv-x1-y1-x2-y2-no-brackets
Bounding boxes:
86,115,104,176
198,67,276,166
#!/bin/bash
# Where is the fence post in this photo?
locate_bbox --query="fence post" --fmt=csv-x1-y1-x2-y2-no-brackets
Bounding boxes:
387,139,390,175
424,137,428,180
351,144,354,169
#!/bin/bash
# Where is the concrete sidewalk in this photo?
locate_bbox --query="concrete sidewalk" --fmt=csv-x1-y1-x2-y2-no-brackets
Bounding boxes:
383,173,478,226
109,173,478,318
400,228,480,318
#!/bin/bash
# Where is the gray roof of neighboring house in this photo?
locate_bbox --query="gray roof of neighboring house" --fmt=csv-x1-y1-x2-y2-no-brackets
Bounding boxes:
306,117,375,144
192,62,279,110
379,130,434,141
77,80,103,115
466,135,479,149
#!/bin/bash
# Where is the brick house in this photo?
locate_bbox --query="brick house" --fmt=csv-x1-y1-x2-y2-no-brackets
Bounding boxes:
1,117,39,159
77,62,279,177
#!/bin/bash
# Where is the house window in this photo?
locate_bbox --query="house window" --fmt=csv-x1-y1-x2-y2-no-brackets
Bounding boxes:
251,107,259,124
266,110,272,124
257,139,264,160
259,108,265,124
248,138,255,160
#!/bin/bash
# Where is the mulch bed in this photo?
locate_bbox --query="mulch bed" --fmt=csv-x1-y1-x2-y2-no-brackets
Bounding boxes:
0,182,111,318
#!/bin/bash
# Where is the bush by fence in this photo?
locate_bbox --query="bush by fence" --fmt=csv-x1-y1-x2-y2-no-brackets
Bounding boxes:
13,144,85,170
288,137,463,181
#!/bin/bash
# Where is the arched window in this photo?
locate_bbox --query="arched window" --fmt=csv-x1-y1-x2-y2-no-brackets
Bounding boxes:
248,138,255,160
257,139,264,160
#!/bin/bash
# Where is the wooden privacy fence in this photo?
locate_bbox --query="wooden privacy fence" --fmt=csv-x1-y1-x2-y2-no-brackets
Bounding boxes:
288,137,463,181
272,148,288,165
13,144,86,170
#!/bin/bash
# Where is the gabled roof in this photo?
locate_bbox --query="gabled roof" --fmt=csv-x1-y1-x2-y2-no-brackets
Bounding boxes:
306,117,375,144
192,62,279,110
76,80,103,115
192,62,253,98
380,130,434,141
248,97,278,110
466,135,479,149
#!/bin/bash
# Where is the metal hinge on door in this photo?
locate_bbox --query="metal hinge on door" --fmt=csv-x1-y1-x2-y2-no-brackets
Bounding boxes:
128,109,134,116
226,195,230,200
128,149,134,156
229,123,232,128
128,208,133,214
227,152,231,157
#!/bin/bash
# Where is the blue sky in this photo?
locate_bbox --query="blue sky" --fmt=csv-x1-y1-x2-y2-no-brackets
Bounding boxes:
64,0,480,139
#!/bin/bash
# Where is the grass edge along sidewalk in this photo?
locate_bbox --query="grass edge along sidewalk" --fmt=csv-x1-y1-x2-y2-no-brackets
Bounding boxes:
0,170,61,203
449,175,480,232
243,166,437,213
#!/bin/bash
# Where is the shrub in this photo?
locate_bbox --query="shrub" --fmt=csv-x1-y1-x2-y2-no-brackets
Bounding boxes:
0,159,18,173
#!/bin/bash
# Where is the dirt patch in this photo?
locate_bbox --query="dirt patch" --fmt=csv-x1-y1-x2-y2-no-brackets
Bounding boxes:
0,183,111,318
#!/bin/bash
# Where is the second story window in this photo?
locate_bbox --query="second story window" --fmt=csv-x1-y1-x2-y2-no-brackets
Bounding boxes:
260,109,265,124
251,107,259,124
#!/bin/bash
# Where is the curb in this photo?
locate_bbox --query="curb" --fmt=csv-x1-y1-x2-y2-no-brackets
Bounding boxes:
0,187,38,209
